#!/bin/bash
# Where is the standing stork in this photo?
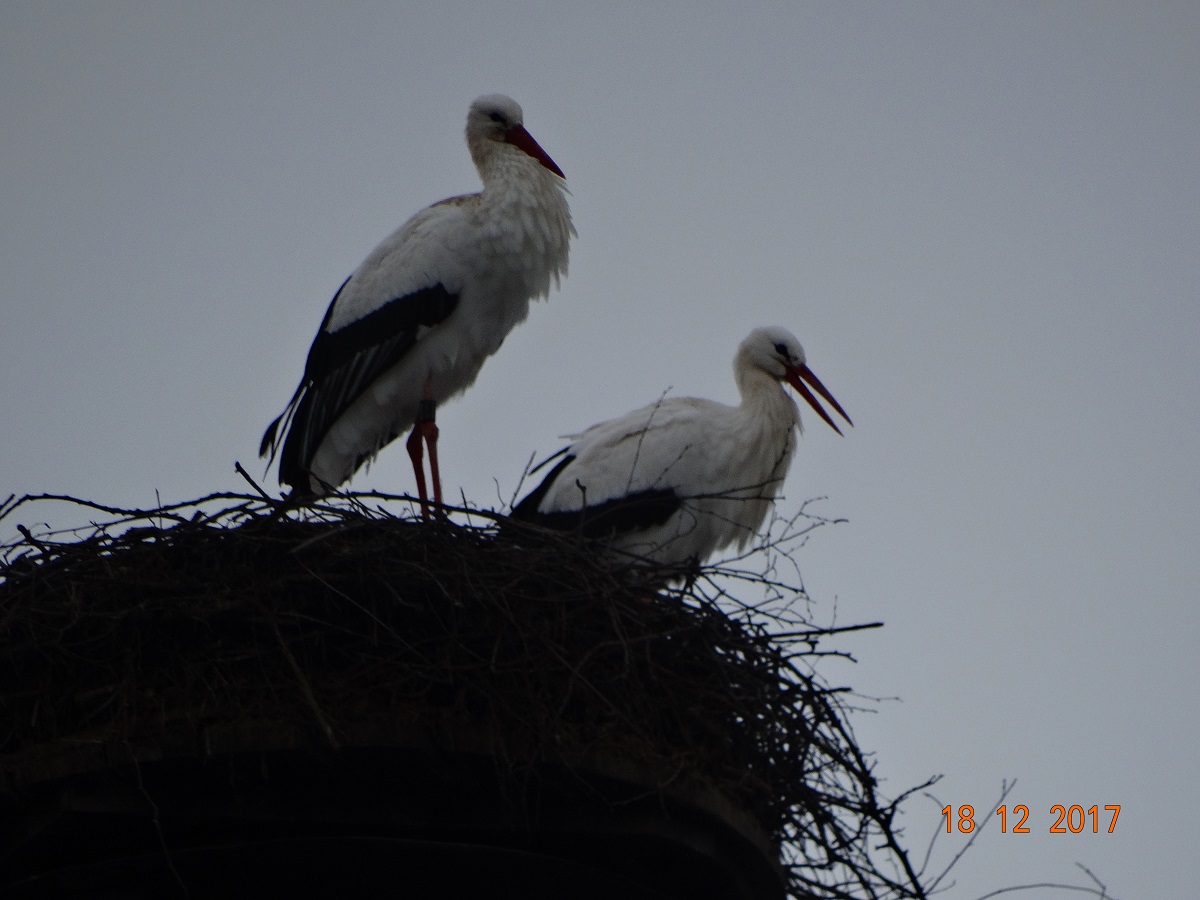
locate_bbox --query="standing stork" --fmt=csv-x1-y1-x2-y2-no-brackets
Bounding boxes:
511,327,851,567
260,94,574,516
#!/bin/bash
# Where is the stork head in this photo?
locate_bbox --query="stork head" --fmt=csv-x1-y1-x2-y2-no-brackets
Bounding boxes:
739,326,853,435
467,94,565,178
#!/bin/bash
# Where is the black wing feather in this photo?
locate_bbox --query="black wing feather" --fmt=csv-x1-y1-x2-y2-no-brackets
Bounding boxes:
262,279,459,491
512,453,682,539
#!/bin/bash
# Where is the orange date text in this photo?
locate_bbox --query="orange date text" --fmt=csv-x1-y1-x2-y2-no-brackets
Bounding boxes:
939,804,1120,834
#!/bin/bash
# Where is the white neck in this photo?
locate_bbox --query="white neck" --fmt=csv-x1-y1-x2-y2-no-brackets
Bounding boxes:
471,145,574,300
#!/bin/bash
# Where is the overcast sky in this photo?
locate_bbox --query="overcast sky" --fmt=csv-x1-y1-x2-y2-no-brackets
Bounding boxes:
3,4,1197,897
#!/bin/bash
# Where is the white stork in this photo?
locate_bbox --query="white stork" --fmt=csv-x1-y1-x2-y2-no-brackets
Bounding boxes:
260,94,574,515
511,327,851,567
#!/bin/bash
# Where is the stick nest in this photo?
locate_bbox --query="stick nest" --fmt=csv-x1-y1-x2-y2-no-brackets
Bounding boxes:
0,491,930,899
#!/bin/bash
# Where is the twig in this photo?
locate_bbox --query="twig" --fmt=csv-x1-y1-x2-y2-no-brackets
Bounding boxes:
235,460,275,503
929,779,1017,893
271,621,340,749
973,882,1121,900
130,751,192,899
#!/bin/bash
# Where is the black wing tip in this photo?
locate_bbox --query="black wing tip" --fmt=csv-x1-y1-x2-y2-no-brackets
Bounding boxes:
260,409,317,495
259,415,283,459
510,494,537,520
527,445,572,478
512,451,683,538
512,454,576,521
513,488,683,540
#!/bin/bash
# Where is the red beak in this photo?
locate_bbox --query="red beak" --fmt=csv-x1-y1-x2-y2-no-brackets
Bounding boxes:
504,124,565,179
785,364,853,436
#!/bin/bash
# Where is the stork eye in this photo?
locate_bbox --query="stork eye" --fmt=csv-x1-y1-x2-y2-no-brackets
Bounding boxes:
488,111,506,124
773,342,789,358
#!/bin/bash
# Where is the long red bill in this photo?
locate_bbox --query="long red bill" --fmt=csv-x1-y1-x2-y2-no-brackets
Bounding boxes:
786,364,853,436
505,124,565,178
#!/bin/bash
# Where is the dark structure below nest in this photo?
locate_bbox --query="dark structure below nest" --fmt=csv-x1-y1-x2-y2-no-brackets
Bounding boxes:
0,493,930,899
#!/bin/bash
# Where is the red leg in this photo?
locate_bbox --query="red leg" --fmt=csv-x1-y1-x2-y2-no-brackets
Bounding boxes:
423,419,442,509
406,426,431,520
408,374,441,520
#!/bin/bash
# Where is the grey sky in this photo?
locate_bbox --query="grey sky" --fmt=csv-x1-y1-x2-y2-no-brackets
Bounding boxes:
3,4,1197,896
